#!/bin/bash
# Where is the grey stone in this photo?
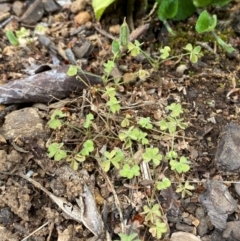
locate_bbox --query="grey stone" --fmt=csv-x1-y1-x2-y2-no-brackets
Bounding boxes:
0,108,45,140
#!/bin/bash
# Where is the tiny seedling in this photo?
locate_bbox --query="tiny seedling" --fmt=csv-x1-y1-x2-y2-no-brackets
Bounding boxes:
138,117,153,130
80,140,94,156
121,114,131,127
48,109,66,130
101,149,124,172
166,150,190,173
6,27,36,47
106,96,121,113
176,181,195,198
48,143,67,161
149,220,167,239
170,155,190,173
184,44,202,63
195,10,235,53
116,232,141,241
120,164,140,179
67,65,78,76
84,113,94,128
141,203,162,223
67,140,95,170
142,147,163,166
119,127,149,148
156,177,171,191
6,30,19,46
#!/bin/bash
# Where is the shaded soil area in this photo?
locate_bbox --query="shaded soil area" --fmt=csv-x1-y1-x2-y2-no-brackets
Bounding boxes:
1,1,240,241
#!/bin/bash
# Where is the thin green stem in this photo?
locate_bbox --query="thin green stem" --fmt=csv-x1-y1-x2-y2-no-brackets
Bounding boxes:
211,31,235,54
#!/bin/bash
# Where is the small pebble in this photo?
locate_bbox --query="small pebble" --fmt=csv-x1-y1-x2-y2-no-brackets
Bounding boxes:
74,11,91,26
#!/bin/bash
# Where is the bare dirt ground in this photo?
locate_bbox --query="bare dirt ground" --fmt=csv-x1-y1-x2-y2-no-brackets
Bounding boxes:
1,1,240,241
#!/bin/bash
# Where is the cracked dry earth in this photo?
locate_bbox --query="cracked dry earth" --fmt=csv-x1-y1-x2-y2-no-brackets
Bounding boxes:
1,0,240,241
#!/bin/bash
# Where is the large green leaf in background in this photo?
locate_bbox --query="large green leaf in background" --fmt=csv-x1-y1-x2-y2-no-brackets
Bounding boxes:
92,0,115,20
174,0,196,21
193,0,213,7
211,0,232,6
193,0,231,7
157,0,178,21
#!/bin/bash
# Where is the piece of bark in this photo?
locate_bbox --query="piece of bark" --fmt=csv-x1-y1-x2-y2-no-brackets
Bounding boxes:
0,65,102,104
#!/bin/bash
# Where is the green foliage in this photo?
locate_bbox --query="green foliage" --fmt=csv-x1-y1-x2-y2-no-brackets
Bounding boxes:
6,27,36,47
48,143,67,161
157,0,178,21
167,103,183,117
120,164,140,179
104,60,115,75
159,103,187,134
170,155,190,173
149,220,167,239
193,0,231,7
80,140,94,156
6,30,19,46
92,0,115,20
84,113,94,128
107,96,121,113
67,65,78,76
142,147,163,166
184,44,202,63
119,127,149,148
101,149,124,172
196,10,217,33
160,46,171,59
156,177,171,190
138,117,153,129
195,10,235,53
48,110,66,130
66,140,94,170
176,181,195,198
15,27,30,39
120,18,130,48
127,40,142,57
142,204,161,223
174,0,196,21
116,233,140,241
121,114,131,127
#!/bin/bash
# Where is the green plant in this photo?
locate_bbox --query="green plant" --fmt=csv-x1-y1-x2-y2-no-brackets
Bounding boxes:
67,140,95,170
166,151,190,173
48,143,67,161
6,27,36,47
84,113,94,128
120,163,140,179
156,177,171,190
142,147,163,166
155,0,234,53
159,103,187,134
149,220,167,239
67,65,78,76
138,117,153,129
142,203,162,223
119,126,149,148
6,30,19,46
104,87,121,113
141,203,167,239
176,181,195,198
101,149,124,172
195,10,235,53
92,0,115,20
116,232,141,241
48,109,66,130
